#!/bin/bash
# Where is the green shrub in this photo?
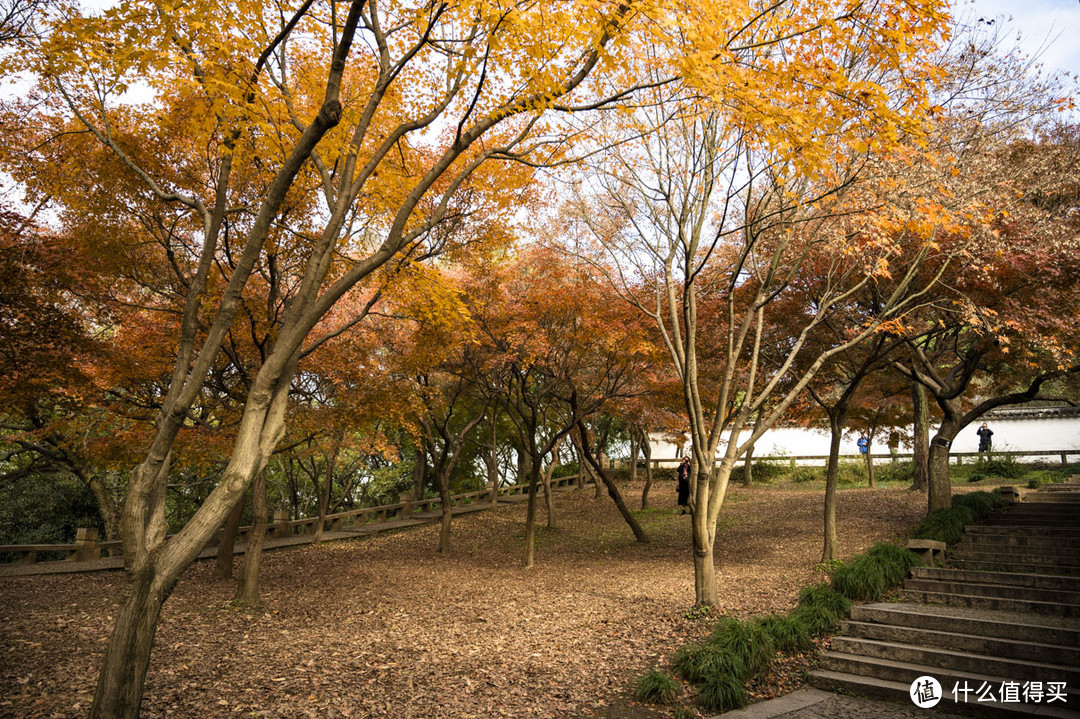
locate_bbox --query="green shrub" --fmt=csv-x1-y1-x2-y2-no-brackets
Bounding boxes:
836,460,868,485
865,542,922,586
673,709,696,719
754,613,812,653
791,466,820,483
968,472,986,483
672,643,744,684
790,603,838,637
634,669,679,704
797,583,852,619
952,491,1004,522
730,457,788,485
973,453,1024,479
1029,478,1043,489
831,555,887,601
699,671,748,713
708,617,775,678
912,502,985,546
876,462,914,484
551,461,579,479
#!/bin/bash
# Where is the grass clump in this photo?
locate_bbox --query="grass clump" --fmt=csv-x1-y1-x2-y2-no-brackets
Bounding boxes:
973,453,1024,479
699,671,748,713
865,541,922,586
672,643,744,684
754,613,812,653
875,461,914,484
634,669,679,705
913,508,969,545
708,617,776,678
792,583,851,636
952,491,1005,521
836,460,868,485
830,554,887,601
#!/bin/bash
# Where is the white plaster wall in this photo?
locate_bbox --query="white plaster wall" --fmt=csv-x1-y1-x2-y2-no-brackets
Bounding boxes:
649,416,1080,461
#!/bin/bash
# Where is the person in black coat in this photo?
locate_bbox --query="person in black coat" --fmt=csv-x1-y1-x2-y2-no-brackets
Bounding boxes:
977,423,994,453
677,456,691,514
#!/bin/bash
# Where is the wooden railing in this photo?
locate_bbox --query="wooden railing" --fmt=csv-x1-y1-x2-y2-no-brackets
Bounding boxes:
641,449,1080,468
1,473,591,566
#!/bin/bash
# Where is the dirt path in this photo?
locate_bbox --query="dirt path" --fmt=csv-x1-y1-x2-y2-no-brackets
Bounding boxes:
0,481,925,718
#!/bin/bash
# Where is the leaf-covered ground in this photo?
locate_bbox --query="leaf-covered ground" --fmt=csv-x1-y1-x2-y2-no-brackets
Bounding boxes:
0,480,926,718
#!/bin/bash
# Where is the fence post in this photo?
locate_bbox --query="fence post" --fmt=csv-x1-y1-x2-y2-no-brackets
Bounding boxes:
72,528,100,562
273,510,290,538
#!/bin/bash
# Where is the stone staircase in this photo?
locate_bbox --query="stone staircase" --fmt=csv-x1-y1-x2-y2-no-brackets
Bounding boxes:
809,480,1080,716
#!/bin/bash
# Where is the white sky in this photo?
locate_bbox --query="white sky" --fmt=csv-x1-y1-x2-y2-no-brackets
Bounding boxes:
967,0,1080,81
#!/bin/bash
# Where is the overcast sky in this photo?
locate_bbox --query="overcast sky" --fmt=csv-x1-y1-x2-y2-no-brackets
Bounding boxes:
968,0,1079,80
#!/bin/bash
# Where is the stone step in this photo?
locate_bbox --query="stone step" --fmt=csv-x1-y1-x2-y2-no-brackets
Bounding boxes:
961,533,1080,549
903,579,1080,609
949,558,1080,575
967,525,1080,538
1021,494,1080,504
948,549,1080,569
816,652,1080,703
897,589,1080,617
840,620,1080,665
985,516,1080,526
911,567,1080,593
850,603,1080,646
954,541,1080,559
829,637,1080,685
808,670,1080,718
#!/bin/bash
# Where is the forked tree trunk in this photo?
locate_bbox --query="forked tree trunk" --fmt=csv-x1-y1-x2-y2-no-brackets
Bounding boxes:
234,470,268,604
910,381,930,493
215,492,247,579
88,563,176,718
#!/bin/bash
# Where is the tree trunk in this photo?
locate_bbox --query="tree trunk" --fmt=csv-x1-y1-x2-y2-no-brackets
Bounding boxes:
927,429,956,514
234,470,268,604
215,492,247,579
743,444,754,488
629,432,639,484
523,471,539,568
541,448,559,530
911,381,930,493
85,473,121,543
437,471,453,553
866,450,875,488
640,432,653,509
822,418,842,562
577,422,649,543
313,466,331,543
87,564,175,719
690,465,717,606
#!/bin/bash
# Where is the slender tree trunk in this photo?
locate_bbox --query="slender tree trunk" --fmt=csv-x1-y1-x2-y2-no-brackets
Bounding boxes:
313,466,331,543
911,381,930,493
866,450,875,488
234,470,268,604
630,432,639,484
541,442,560,529
743,444,754,488
822,417,843,562
437,471,453,553
523,470,539,568
577,422,649,543
640,432,653,509
215,492,247,579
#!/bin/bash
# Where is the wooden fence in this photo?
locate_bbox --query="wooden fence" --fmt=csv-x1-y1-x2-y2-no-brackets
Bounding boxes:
640,449,1080,468
0,473,590,566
